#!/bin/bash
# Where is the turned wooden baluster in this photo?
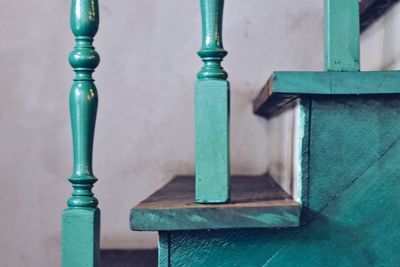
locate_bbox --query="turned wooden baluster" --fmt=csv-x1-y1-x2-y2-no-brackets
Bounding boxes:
196,0,230,203
324,0,360,71
62,0,100,266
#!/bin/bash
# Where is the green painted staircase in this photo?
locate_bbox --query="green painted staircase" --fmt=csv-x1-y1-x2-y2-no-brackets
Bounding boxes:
61,0,400,266
130,0,400,266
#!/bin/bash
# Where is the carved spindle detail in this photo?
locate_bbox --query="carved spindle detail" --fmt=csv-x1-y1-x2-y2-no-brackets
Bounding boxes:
62,1,100,266
197,0,228,80
68,0,100,209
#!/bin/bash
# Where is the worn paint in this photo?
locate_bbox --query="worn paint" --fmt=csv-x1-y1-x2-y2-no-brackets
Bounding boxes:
132,205,299,231
272,71,400,95
264,98,400,267
62,0,100,266
196,0,230,203
159,232,170,267
154,1,400,265
131,175,299,231
297,97,311,211
169,229,297,267
163,96,400,266
307,95,400,217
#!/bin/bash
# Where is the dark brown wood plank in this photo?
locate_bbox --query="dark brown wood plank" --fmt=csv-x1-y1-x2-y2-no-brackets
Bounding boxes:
130,175,300,231
253,74,298,118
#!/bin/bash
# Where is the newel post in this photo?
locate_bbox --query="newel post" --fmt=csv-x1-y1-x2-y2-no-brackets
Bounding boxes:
195,0,230,203
62,0,100,266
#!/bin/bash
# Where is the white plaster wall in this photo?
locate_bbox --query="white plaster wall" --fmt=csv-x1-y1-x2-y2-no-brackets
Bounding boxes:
1,0,395,266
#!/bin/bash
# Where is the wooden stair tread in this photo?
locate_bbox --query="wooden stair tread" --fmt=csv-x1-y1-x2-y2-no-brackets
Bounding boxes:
253,71,400,118
130,175,300,231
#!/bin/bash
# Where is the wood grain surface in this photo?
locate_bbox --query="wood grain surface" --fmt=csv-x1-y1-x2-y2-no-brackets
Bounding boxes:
131,175,300,231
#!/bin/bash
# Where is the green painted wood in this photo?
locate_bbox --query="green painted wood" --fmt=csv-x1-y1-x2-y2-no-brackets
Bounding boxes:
306,95,400,218
62,209,100,267
184,1,400,266
169,229,294,267
298,97,311,216
324,0,360,71
197,0,227,80
62,0,100,266
159,232,170,267
256,92,400,220
162,96,400,266
168,139,400,266
254,0,360,118
130,175,299,231
196,80,230,203
264,122,400,267
195,0,230,203
272,71,400,94
152,0,400,265
254,71,400,117
270,71,400,95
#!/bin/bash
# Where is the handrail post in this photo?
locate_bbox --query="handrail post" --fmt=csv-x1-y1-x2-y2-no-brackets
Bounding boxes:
62,0,100,266
324,0,360,71
195,0,230,203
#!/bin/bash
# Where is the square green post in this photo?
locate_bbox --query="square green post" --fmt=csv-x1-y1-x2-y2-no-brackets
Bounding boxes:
62,208,100,267
195,0,230,203
195,80,230,203
324,0,360,71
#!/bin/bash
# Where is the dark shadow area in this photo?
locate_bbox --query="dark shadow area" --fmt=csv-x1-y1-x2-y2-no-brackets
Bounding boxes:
360,0,400,31
101,249,157,267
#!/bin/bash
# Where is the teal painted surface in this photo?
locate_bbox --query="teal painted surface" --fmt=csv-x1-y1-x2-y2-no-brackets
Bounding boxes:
197,0,227,80
132,206,298,231
62,0,100,266
162,96,400,266
254,70,400,119
159,232,170,267
195,0,230,203
298,97,310,214
271,71,400,95
306,95,400,217
68,0,100,210
196,80,230,203
264,97,400,267
132,199,299,231
153,0,400,265
131,175,299,231
62,209,100,267
169,229,293,267
324,0,360,71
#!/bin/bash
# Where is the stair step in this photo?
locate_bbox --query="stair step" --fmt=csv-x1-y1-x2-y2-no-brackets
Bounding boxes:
130,175,300,231
253,71,400,118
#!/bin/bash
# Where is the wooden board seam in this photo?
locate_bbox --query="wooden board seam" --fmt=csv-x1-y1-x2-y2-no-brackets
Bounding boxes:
304,133,400,224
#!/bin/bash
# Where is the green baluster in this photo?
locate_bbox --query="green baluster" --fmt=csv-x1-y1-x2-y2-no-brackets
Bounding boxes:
324,0,360,71
195,0,230,203
62,1,100,266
